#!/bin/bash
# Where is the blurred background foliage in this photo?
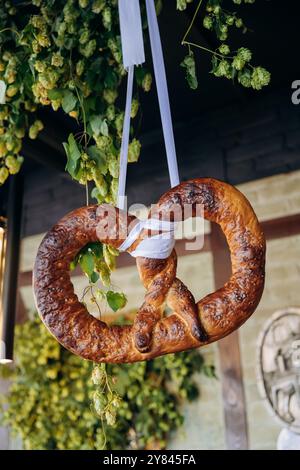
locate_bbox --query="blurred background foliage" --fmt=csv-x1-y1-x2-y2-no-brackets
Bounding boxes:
0,314,215,450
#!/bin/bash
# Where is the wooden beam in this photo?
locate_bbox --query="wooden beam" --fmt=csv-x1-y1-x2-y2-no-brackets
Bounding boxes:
210,222,249,450
19,212,300,287
16,290,28,324
262,213,300,240
19,236,212,286
1,174,23,362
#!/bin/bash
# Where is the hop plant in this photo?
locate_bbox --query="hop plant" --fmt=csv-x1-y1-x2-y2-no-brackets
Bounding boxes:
214,59,231,78
6,85,18,98
29,120,44,139
51,53,64,68
203,16,213,30
0,166,9,184
107,155,119,178
5,155,24,174
106,104,115,122
130,99,139,119
237,47,252,63
114,113,124,136
92,169,108,197
79,0,89,8
92,0,105,14
103,88,118,105
75,60,85,77
128,139,141,163
79,30,89,45
36,33,51,48
142,73,152,92
91,365,106,386
80,39,97,58
251,66,271,90
176,0,193,10
232,55,245,71
34,60,47,73
238,69,252,88
102,7,112,30
31,15,46,30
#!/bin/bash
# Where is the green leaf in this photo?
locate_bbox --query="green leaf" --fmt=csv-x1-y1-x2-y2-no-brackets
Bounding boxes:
180,51,198,90
104,69,118,89
86,242,103,258
62,90,77,113
47,88,64,100
91,187,103,203
135,66,147,86
63,134,81,178
90,115,103,137
90,271,99,283
203,365,217,379
106,291,127,312
100,119,108,136
79,251,94,278
87,145,108,174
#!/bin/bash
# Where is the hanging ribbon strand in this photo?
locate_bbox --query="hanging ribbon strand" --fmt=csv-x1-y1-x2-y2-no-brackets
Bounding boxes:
145,0,180,188
117,0,145,210
117,0,180,211
117,64,134,211
118,0,145,70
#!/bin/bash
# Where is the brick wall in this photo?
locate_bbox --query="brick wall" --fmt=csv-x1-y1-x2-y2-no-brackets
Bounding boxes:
2,85,300,449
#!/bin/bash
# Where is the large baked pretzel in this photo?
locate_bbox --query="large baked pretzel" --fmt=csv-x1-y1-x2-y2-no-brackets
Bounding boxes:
33,178,265,363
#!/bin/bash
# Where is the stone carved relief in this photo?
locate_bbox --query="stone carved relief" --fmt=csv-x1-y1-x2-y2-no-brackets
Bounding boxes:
257,308,300,434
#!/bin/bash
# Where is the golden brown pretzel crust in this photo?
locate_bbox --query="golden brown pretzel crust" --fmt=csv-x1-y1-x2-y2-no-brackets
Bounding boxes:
33,178,265,363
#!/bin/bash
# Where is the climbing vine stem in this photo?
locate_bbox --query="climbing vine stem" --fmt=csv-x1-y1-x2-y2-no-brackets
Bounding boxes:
180,0,271,91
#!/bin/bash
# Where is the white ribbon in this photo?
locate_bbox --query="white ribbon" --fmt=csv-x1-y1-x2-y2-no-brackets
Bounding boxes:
119,219,177,259
0,80,6,104
118,0,145,69
117,64,134,211
145,0,179,188
117,0,180,258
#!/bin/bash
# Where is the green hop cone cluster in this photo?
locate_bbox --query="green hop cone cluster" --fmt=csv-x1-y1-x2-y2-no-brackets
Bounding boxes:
103,88,118,105
29,120,44,140
176,0,194,11
183,0,269,91
5,155,24,174
180,50,198,90
51,52,64,68
102,7,112,30
232,47,252,71
218,44,230,56
127,138,141,163
210,46,270,90
0,0,152,186
92,0,106,14
92,365,122,428
142,73,152,92
203,0,246,40
79,0,89,8
213,59,231,78
130,99,139,119
0,314,214,450
250,66,271,90
0,166,9,184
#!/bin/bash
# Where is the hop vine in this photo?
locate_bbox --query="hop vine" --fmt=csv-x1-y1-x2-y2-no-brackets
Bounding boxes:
0,0,153,189
180,0,271,91
0,315,215,450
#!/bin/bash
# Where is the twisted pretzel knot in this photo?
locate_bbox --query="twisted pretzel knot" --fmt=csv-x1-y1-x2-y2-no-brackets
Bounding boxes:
33,178,265,363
